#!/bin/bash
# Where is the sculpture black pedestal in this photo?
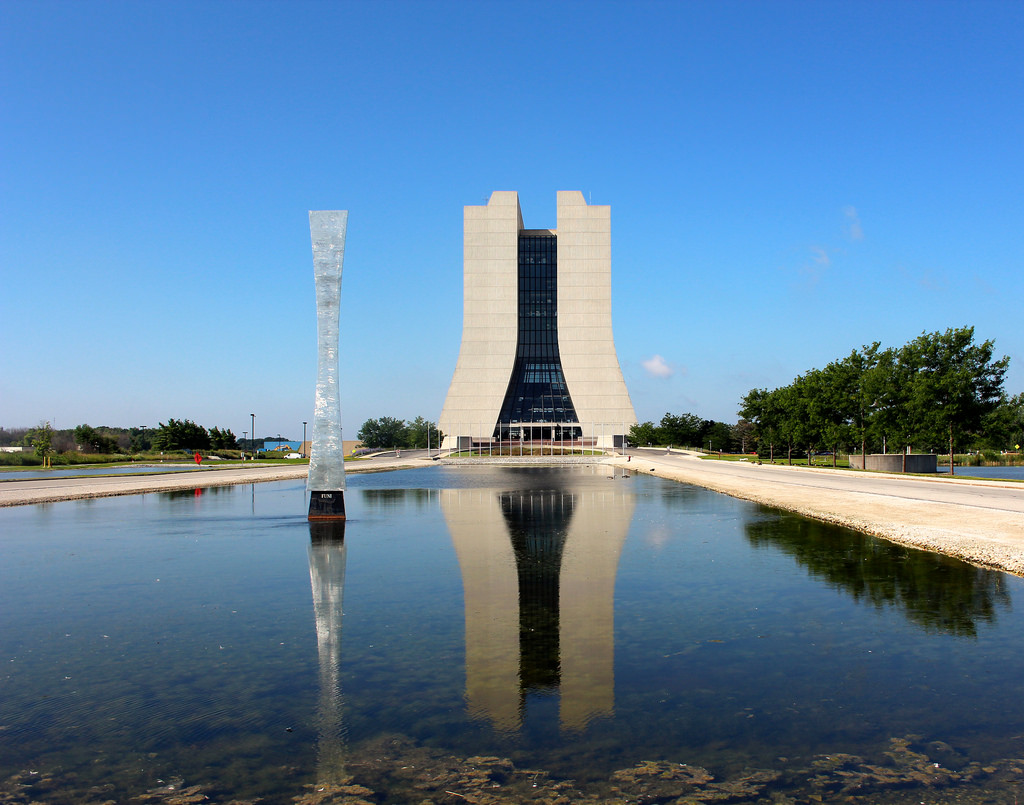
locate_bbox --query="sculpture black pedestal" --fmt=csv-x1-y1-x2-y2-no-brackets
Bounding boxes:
308,491,346,520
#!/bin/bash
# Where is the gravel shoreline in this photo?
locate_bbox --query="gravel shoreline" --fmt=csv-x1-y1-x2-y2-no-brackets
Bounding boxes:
610,451,1024,576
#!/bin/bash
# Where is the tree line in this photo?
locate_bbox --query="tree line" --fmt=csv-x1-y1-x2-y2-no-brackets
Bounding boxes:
356,416,443,449
738,326,1019,473
2,423,143,456
150,419,238,451
2,420,240,456
628,413,748,452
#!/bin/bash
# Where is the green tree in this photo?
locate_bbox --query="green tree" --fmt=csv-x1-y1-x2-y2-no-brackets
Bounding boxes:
731,419,756,453
73,424,118,453
976,393,1022,451
990,392,1024,452
129,427,153,452
737,328,1011,473
866,345,915,466
27,421,54,458
778,382,810,465
406,416,442,449
357,416,409,448
704,421,733,451
844,343,881,467
800,369,827,462
1007,393,1024,451
0,427,29,448
628,421,658,446
761,390,787,462
745,371,847,464
739,388,779,460
658,412,705,447
900,327,1009,474
153,419,211,451
806,360,858,467
208,426,238,449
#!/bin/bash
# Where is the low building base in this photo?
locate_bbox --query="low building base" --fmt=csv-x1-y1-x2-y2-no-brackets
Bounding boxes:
849,454,938,473
308,490,346,520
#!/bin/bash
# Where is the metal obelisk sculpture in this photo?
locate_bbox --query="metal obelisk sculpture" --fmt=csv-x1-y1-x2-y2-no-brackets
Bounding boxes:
307,210,348,520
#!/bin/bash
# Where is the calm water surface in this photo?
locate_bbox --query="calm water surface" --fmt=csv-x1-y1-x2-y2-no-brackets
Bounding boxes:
2,465,1023,804
946,464,1024,481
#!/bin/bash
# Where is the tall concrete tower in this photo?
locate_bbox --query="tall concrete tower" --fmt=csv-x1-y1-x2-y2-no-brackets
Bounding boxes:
439,191,635,450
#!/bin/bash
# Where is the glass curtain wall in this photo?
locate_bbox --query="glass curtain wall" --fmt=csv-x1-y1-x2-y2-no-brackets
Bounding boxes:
494,234,581,441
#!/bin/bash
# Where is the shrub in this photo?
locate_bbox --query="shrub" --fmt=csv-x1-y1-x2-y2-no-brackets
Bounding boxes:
0,452,42,467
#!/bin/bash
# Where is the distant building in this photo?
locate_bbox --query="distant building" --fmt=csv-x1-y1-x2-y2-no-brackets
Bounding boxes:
439,191,636,449
265,440,301,452
297,441,363,457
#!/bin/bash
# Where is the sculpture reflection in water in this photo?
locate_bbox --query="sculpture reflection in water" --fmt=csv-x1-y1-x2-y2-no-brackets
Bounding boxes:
745,515,1011,636
308,521,347,782
441,469,634,732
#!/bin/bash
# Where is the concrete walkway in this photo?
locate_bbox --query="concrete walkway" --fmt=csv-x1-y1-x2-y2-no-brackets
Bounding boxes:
0,454,427,508
611,449,1024,575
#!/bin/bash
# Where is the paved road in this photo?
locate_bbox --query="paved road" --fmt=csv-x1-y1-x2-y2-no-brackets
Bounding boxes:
0,453,430,508
630,450,1024,514
0,465,309,507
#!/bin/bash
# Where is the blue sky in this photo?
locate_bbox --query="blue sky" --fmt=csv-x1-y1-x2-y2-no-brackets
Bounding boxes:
2,0,1021,440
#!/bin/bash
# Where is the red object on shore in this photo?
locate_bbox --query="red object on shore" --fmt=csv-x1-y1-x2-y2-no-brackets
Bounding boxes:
194,452,201,465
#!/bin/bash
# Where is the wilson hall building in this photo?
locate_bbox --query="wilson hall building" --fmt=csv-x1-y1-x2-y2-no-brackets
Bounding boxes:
439,191,636,450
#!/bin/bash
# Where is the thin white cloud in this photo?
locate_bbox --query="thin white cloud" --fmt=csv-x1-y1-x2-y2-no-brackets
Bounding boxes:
844,205,864,241
917,269,948,291
796,245,832,286
896,264,949,291
642,354,674,378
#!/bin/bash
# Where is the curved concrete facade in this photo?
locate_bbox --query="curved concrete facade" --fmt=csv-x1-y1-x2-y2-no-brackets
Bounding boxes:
439,191,635,448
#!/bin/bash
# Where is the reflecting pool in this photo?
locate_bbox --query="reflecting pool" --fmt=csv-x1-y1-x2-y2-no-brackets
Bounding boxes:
2,465,1024,804
946,465,1024,481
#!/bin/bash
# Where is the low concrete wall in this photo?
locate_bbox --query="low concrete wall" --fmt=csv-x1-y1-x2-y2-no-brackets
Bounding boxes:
849,453,938,473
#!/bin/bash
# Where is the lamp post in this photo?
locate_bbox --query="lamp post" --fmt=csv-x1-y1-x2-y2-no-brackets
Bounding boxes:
302,421,307,458
251,413,255,460
242,431,247,461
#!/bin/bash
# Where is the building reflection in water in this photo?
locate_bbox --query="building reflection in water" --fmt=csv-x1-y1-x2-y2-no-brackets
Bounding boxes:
308,521,347,782
441,468,634,732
